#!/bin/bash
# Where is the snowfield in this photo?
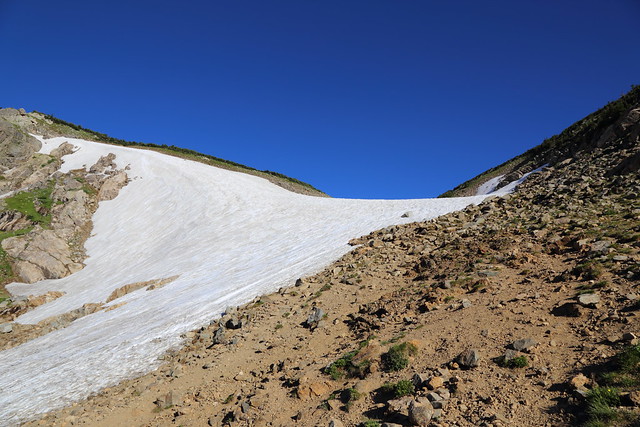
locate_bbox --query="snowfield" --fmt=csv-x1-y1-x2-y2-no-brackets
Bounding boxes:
1,136,509,424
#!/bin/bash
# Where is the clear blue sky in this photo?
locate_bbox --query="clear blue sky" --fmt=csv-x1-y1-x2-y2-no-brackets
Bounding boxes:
1,1,639,198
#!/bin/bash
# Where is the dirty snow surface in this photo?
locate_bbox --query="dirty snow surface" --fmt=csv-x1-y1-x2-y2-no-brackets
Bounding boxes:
1,136,495,424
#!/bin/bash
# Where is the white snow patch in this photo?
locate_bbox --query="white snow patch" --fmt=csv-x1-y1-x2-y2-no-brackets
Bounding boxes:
475,174,505,195
0,136,532,424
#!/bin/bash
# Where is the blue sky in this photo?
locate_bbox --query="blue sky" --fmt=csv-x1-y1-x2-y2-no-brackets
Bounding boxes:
1,1,639,198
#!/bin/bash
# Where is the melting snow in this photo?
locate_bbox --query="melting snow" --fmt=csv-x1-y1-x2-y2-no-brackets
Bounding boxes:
0,136,521,424
475,174,505,195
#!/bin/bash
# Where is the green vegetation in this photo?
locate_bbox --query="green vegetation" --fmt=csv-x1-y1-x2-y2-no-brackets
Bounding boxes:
360,420,381,427
381,342,417,372
381,379,415,398
0,183,55,285
499,355,528,369
323,339,375,380
324,349,371,380
4,182,54,226
581,345,640,426
585,387,621,426
573,261,604,280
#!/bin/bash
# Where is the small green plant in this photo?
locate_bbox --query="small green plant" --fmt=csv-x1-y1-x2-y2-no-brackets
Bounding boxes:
381,342,417,372
223,393,234,404
585,387,620,424
360,420,381,427
573,261,604,280
381,380,415,397
275,322,283,330
324,349,371,380
500,355,528,368
342,388,362,411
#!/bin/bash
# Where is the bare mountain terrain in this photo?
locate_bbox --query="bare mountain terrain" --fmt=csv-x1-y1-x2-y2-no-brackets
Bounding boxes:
1,86,639,427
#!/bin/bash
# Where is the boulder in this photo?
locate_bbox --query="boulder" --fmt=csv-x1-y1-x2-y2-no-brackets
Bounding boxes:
408,399,434,426
455,349,480,369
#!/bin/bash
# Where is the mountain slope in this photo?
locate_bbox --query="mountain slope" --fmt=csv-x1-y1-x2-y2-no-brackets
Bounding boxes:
441,85,640,197
17,90,640,427
1,86,638,426
20,88,638,427
0,133,496,424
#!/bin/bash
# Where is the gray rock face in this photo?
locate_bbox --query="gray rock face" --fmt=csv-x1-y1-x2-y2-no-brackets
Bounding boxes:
455,349,480,369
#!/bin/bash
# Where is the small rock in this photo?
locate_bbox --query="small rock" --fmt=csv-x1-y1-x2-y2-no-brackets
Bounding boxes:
225,316,243,330
511,338,538,352
502,349,519,362
412,373,429,388
569,374,590,390
577,293,600,307
328,419,344,427
427,376,445,390
0,323,13,333
426,392,443,402
304,307,325,329
461,299,472,309
455,349,480,369
212,326,225,345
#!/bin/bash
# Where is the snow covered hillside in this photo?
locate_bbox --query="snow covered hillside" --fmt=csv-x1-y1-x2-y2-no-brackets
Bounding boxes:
0,136,495,424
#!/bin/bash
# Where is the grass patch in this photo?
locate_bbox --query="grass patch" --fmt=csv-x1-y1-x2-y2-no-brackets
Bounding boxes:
581,345,640,426
4,182,54,226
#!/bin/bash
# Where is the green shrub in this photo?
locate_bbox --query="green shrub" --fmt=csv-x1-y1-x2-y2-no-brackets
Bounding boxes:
500,355,528,369
382,380,415,398
381,342,417,372
324,349,371,380
360,421,380,427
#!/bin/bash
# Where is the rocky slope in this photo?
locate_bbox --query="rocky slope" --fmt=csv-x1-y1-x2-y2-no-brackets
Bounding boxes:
441,85,640,197
3,86,640,427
